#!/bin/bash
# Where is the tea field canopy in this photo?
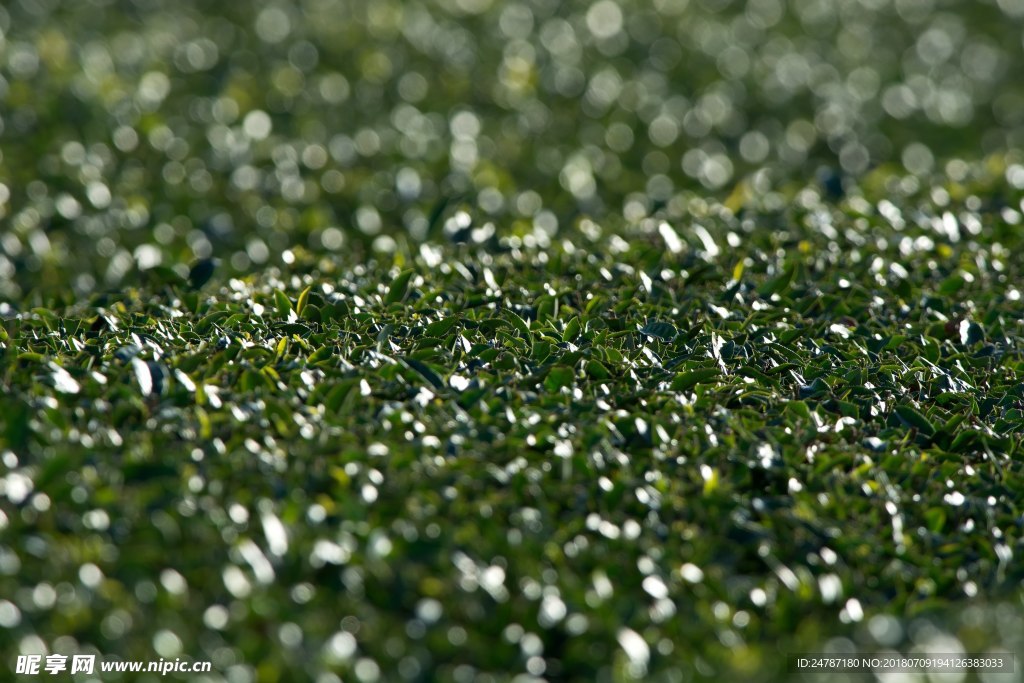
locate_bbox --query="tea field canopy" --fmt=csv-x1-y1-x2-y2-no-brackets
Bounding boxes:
3,1,1024,682
4,174,1024,681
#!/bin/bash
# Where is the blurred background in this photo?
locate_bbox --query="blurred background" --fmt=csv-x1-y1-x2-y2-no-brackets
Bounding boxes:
1,0,1023,300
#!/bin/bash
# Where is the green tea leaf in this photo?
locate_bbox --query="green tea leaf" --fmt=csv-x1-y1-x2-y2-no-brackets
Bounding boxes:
386,270,415,304
296,285,313,315
670,368,719,391
274,289,293,318
895,404,936,436
425,316,459,337
563,316,582,343
506,311,533,349
641,321,677,342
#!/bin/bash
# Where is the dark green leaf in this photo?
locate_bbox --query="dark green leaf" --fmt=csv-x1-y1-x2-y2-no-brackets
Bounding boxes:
386,270,415,304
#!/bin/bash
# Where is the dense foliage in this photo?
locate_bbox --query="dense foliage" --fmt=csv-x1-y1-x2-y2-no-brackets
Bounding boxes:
3,1,1024,681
